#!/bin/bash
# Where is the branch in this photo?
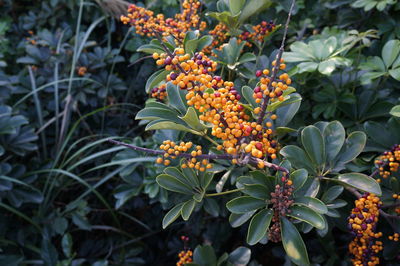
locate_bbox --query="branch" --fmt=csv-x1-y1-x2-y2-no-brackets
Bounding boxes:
256,0,295,125
108,139,233,160
108,139,290,174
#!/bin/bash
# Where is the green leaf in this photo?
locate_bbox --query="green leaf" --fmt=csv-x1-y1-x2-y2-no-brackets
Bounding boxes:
156,174,193,195
228,246,251,265
390,105,400,117
162,203,183,229
275,100,301,127
181,164,201,188
229,210,257,227
241,86,257,108
229,0,245,15
389,68,400,80
137,42,164,54
146,120,202,135
247,209,273,245
288,205,325,229
280,145,315,174
197,35,213,51
301,125,325,167
193,245,217,266
144,69,169,93
239,52,256,64
281,217,310,266
326,199,347,209
294,197,328,214
242,184,270,200
318,60,336,75
336,173,381,196
321,185,343,203
382,40,400,67
136,107,184,124
290,169,308,191
181,107,208,132
336,131,366,164
164,167,193,188
323,121,345,164
226,196,266,214
181,199,196,221
61,233,73,257
239,0,272,24
167,82,187,114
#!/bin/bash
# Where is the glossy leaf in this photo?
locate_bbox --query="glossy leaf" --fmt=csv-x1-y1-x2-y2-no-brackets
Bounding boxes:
336,173,381,196
247,209,273,245
323,121,345,163
280,145,315,174
162,203,183,229
290,169,308,191
229,210,257,228
321,185,343,203
336,131,366,164
144,69,169,93
301,125,325,167
288,205,325,229
294,196,328,214
156,174,193,195
226,196,266,214
181,199,196,221
281,217,310,266
181,107,208,132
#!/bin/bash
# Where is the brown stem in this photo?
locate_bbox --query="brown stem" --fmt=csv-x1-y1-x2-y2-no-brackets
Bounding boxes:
256,0,295,125
381,202,400,209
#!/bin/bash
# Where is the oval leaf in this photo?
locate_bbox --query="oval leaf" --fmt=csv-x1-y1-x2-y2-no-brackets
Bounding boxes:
247,209,273,245
336,173,381,196
281,217,310,266
226,196,266,214
301,125,325,167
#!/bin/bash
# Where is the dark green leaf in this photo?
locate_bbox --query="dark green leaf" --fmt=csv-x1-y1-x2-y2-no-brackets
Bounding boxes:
162,203,183,229
247,209,273,245
301,125,325,167
281,217,310,266
226,196,266,214
294,197,328,214
181,199,196,221
336,173,381,196
156,174,193,195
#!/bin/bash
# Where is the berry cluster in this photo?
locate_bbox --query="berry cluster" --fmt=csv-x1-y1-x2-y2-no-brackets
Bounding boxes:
151,84,167,100
388,233,399,242
121,0,205,42
348,193,383,266
150,42,292,168
156,140,212,171
268,174,294,242
375,144,400,179
239,20,276,46
176,250,193,266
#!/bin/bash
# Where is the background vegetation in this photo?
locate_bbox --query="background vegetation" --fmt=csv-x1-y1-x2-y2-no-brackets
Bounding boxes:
0,0,399,265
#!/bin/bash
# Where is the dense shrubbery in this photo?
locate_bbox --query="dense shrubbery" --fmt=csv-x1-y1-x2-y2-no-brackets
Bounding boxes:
0,0,399,265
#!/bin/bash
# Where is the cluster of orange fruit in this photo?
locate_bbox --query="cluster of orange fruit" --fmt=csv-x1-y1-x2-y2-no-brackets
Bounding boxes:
176,250,193,266
348,193,383,266
156,140,212,171
120,0,205,41
375,144,400,179
151,44,290,167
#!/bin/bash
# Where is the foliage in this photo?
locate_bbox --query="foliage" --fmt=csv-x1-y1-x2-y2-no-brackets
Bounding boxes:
0,0,399,265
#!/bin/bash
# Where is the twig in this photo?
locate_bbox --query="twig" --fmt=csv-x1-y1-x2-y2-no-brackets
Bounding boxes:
256,0,295,125
128,55,152,67
108,139,233,160
108,139,290,174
